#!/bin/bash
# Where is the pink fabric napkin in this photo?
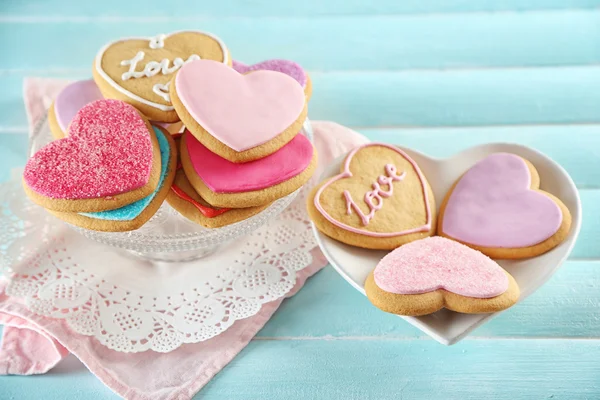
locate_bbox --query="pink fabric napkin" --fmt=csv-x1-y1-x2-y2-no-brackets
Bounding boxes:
0,78,368,400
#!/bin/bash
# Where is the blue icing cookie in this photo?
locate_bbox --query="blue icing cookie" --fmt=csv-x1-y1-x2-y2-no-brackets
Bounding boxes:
81,127,170,221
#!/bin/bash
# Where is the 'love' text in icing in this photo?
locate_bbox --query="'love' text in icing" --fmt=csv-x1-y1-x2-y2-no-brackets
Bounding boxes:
121,51,201,81
343,164,405,225
313,142,432,238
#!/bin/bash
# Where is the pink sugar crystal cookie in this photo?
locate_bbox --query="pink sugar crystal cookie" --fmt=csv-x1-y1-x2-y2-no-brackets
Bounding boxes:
374,237,508,298
23,99,161,213
365,237,520,316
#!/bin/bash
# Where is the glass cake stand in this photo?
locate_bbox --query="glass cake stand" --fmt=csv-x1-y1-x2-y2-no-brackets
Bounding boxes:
29,115,314,262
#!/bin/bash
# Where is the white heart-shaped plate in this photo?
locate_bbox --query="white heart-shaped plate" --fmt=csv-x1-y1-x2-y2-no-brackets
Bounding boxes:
311,143,582,345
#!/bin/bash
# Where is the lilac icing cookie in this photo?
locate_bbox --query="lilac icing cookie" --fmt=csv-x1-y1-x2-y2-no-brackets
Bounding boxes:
48,79,103,139
439,152,571,259
232,59,312,98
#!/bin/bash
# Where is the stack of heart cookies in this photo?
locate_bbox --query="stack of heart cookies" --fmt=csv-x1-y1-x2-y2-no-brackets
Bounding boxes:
167,57,316,228
308,143,573,317
23,30,317,232
24,99,177,232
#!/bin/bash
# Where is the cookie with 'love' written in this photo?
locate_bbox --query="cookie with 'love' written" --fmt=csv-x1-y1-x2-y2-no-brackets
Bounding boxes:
93,31,231,123
23,99,161,213
438,153,572,259
171,59,308,163
48,79,103,140
308,143,436,250
365,237,520,316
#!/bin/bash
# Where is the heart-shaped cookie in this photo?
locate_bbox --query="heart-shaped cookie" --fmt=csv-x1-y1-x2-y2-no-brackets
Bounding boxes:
232,59,312,99
365,237,520,316
93,31,231,122
51,126,177,232
48,79,103,139
180,129,317,208
308,143,436,250
171,59,307,163
23,99,161,213
167,136,272,228
439,153,571,259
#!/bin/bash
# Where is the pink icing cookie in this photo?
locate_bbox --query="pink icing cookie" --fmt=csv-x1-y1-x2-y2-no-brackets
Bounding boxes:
172,59,308,163
23,99,158,212
181,129,317,208
440,153,567,256
185,129,312,192
374,237,508,298
232,59,309,91
50,79,103,137
364,236,520,317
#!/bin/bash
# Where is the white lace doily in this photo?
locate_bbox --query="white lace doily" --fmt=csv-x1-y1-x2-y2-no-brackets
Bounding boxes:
0,174,317,353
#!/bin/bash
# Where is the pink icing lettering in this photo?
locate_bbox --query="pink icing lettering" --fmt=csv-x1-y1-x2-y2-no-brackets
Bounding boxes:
343,164,405,226
313,143,432,238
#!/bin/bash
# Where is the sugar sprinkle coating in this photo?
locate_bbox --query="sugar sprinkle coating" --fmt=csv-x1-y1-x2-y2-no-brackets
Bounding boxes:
374,237,509,299
24,99,154,199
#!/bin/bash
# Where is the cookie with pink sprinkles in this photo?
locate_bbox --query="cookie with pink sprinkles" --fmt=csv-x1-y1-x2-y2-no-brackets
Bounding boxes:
50,125,177,232
23,99,162,213
364,237,520,316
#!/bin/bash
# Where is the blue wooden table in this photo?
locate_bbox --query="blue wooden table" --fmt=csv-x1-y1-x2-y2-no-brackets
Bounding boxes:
2,1,600,398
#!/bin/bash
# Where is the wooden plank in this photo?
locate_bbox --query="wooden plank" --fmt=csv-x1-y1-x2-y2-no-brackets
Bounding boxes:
5,66,600,129
2,129,597,255
203,339,600,399
0,353,115,399
259,260,600,338
1,339,598,399
3,0,600,17
3,121,600,190
310,67,600,126
1,11,600,70
2,130,597,339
